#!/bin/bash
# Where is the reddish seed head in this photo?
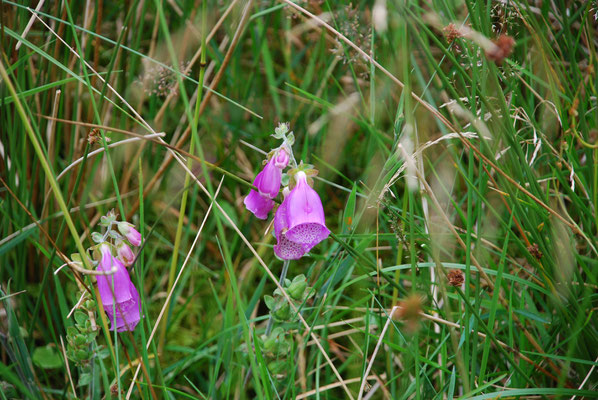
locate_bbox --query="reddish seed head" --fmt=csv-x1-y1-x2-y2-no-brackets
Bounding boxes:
447,269,465,287
527,243,543,260
443,23,462,44
486,34,515,65
393,294,424,332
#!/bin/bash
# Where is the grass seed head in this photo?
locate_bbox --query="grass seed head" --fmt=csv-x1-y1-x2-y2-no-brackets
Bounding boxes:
486,34,515,65
447,269,465,287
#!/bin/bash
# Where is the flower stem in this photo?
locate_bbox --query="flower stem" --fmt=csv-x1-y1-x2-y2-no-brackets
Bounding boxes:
265,260,290,336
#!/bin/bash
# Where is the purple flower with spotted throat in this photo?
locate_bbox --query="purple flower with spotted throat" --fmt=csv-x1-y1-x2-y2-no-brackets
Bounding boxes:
274,171,330,259
274,188,305,259
244,148,290,219
96,243,141,332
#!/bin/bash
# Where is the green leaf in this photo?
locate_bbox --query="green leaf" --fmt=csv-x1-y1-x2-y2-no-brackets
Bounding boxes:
74,334,87,346
514,309,550,324
74,311,88,326
78,372,91,387
342,183,357,234
0,228,36,256
75,349,89,361
264,295,276,310
96,346,110,360
32,346,63,369
91,232,104,243
66,326,78,338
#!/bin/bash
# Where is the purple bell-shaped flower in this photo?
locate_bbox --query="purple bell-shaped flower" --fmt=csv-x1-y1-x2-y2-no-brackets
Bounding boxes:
96,244,141,332
273,193,306,260
244,151,288,220
256,157,282,199
273,171,330,259
243,189,275,220
284,171,330,249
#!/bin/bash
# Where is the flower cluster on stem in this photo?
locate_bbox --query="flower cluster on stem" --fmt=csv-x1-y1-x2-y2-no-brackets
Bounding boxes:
243,123,330,259
90,211,142,332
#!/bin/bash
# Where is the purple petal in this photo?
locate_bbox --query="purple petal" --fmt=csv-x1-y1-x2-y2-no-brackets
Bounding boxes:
117,242,135,266
285,174,329,246
273,198,289,238
97,253,133,308
273,200,306,260
287,223,331,249
104,281,141,332
274,234,306,260
244,190,275,219
110,281,141,332
117,222,142,246
126,229,142,247
255,158,282,199
274,148,290,169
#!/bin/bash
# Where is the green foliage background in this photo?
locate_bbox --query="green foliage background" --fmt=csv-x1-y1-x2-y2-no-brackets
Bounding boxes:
1,0,597,398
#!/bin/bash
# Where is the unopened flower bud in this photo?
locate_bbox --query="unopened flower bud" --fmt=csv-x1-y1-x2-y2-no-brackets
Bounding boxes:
116,240,135,266
273,302,290,321
117,222,142,246
274,148,290,169
288,279,307,301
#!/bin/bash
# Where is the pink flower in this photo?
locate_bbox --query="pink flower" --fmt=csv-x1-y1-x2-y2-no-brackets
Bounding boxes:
96,244,141,332
274,148,290,169
284,171,330,247
117,222,142,247
244,190,275,220
273,198,306,260
116,240,135,266
256,157,282,199
273,171,330,259
244,156,285,219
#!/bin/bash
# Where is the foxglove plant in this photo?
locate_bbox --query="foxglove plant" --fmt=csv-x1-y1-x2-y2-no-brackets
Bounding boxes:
241,125,329,380
243,123,329,259
277,171,330,255
96,244,141,332
273,190,306,260
89,211,143,332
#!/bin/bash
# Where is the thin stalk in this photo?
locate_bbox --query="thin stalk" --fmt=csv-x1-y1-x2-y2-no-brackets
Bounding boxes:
265,260,290,336
244,259,291,386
